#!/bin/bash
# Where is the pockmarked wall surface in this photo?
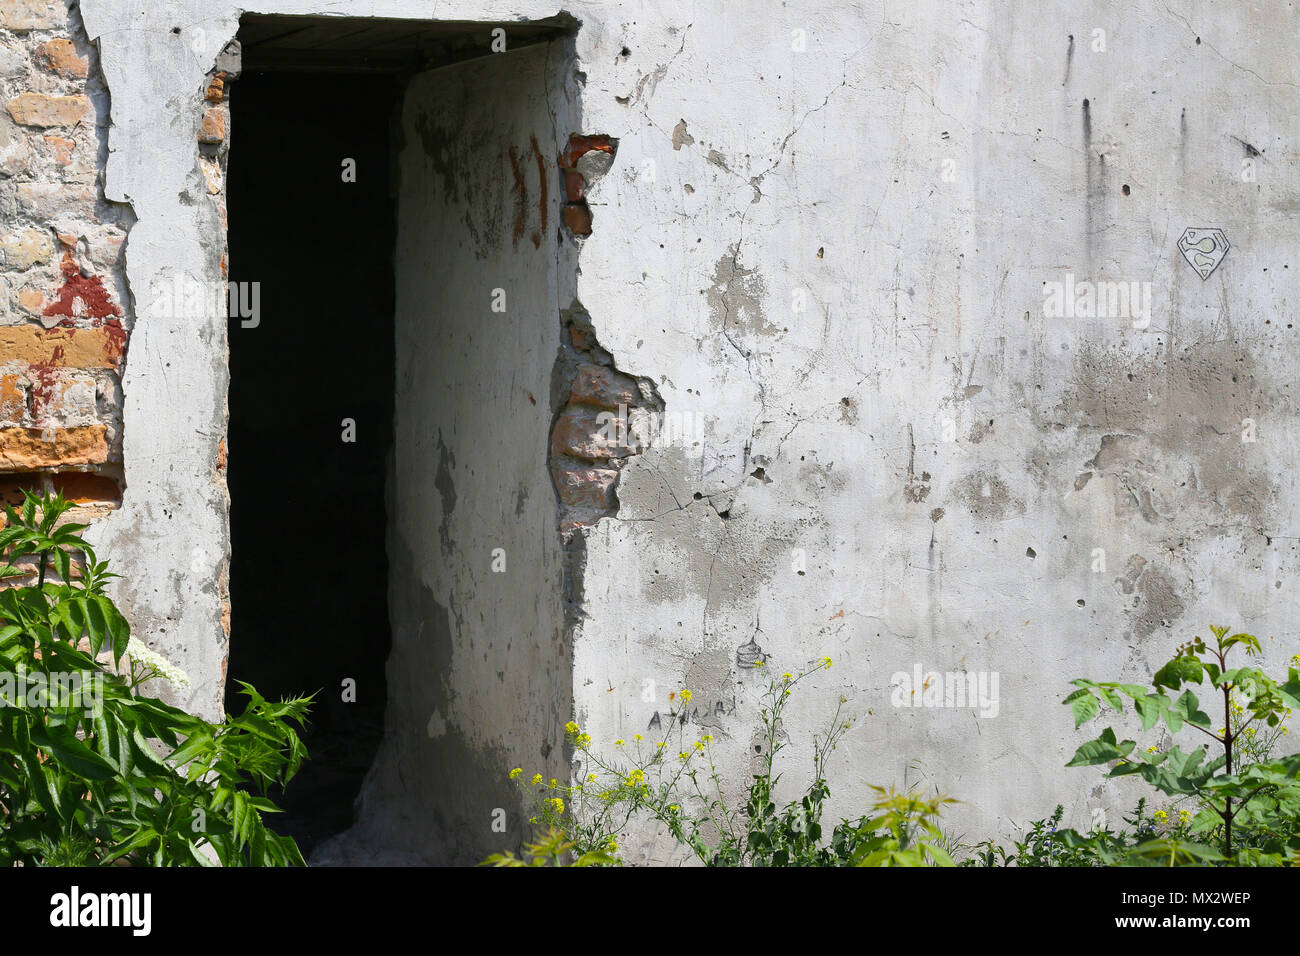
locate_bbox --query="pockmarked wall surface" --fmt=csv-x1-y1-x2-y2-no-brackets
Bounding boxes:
37,0,1300,860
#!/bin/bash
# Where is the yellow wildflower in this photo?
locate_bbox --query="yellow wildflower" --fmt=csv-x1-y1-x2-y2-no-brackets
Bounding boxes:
531,773,543,786
509,767,522,779
565,721,579,734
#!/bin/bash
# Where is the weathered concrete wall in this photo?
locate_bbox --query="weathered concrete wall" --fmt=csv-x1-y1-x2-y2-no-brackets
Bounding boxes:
63,0,1300,861
569,0,1300,855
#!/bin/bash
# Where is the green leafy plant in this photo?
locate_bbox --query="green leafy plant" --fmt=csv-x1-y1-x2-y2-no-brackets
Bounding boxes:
1064,625,1300,864
0,489,311,866
491,659,958,867
961,799,1220,867
481,827,617,867
842,785,957,866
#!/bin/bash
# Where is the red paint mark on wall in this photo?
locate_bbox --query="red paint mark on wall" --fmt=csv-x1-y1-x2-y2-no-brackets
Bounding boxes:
42,252,121,322
26,348,63,424
97,319,127,366
530,134,547,249
508,144,527,249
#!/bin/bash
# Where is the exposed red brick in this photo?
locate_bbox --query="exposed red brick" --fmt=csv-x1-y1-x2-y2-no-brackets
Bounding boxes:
562,204,592,236
205,73,226,103
559,133,615,169
0,326,123,369
563,168,585,202
45,136,75,166
5,92,89,128
552,464,619,510
0,474,119,516
0,426,108,471
50,471,121,505
0,479,33,508
0,375,26,422
198,107,225,144
16,290,46,316
571,363,639,410
34,38,89,78
551,405,636,460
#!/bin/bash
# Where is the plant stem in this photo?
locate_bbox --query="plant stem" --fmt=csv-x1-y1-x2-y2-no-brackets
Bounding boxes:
1221,657,1233,859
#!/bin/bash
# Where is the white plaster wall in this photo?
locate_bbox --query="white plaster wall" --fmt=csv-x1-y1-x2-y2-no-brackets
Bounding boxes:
80,0,1300,858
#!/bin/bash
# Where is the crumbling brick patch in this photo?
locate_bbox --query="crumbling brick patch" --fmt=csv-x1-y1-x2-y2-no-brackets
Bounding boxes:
0,0,131,520
549,301,662,631
548,302,663,537
557,134,617,237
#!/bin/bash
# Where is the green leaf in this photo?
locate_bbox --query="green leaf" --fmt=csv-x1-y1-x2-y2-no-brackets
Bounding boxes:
1133,694,1163,732
1063,688,1098,728
1067,735,1127,767
30,721,117,780
1154,654,1203,691
1170,690,1212,731
51,548,70,585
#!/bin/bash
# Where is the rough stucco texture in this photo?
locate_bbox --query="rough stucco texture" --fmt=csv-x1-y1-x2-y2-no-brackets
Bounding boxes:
70,0,1300,858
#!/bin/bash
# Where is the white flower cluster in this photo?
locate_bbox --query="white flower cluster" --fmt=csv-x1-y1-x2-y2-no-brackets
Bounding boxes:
126,636,191,688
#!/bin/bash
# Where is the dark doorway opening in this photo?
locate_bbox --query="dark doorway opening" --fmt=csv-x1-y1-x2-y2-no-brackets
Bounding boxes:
224,12,577,864
225,69,398,857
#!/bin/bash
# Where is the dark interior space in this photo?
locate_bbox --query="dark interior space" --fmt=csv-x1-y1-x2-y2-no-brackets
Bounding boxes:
224,12,573,862
225,68,399,857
